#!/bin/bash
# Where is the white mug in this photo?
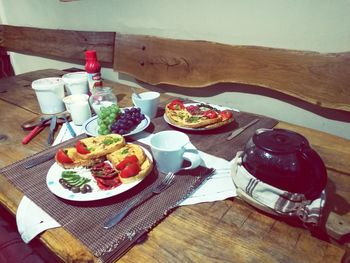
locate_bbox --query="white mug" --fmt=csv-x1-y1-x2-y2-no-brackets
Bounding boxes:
62,71,88,95
62,94,89,113
66,95,91,125
150,130,201,173
132,91,160,119
32,77,65,114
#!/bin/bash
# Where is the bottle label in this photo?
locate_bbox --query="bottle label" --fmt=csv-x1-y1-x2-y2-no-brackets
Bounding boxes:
87,72,102,92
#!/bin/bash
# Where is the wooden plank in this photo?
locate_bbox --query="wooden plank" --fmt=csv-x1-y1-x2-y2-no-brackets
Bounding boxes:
114,33,350,112
0,25,114,66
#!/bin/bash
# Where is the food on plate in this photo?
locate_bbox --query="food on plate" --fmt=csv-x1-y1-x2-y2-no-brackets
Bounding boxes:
55,148,105,169
59,171,92,194
97,104,146,135
74,134,125,160
91,162,122,190
54,134,153,192
97,104,121,135
107,144,146,165
165,99,234,129
108,144,153,184
110,107,146,135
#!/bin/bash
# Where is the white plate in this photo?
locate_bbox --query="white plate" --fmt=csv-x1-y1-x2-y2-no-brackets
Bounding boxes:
83,109,150,137
163,102,235,131
46,146,152,202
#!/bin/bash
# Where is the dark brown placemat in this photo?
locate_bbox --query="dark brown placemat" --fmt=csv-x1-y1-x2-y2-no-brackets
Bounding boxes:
0,106,277,262
148,103,278,161
0,137,214,262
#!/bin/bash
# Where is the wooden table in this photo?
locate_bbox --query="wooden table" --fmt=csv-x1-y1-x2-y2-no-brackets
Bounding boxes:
0,69,349,263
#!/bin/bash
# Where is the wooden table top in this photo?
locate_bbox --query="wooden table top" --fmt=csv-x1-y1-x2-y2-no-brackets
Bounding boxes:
0,69,349,263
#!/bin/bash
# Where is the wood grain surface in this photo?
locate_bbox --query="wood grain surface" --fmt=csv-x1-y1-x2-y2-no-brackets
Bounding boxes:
0,69,349,262
0,25,115,66
114,33,350,112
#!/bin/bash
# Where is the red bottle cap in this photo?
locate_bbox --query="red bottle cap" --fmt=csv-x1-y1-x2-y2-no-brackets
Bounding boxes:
85,50,97,60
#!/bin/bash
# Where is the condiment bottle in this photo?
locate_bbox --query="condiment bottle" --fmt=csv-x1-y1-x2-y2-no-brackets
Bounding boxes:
85,50,102,93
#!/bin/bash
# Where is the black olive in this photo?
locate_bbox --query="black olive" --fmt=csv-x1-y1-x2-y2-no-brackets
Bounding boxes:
82,184,92,193
71,186,80,193
59,178,66,185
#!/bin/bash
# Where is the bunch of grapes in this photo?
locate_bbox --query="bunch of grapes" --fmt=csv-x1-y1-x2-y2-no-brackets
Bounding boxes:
111,107,145,135
97,104,120,135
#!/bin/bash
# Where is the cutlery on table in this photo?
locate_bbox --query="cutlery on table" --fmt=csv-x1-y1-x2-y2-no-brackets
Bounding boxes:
22,117,51,145
21,115,53,130
131,87,141,99
24,151,56,169
103,172,176,229
47,115,57,145
62,115,76,137
226,118,259,141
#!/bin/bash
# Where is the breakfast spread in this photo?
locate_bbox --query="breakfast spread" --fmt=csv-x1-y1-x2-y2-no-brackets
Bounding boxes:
165,99,234,129
54,134,153,193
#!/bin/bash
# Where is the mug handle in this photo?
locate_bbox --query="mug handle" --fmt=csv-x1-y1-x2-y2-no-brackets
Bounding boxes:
182,148,201,170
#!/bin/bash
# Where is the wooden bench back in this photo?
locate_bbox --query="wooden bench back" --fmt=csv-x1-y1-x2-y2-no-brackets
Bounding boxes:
113,33,350,113
1,24,350,114
0,25,115,67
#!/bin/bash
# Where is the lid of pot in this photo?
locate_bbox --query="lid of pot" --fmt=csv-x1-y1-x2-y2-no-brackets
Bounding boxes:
253,129,308,154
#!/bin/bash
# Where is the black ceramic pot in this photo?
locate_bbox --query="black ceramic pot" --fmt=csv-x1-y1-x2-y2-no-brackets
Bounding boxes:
242,128,327,200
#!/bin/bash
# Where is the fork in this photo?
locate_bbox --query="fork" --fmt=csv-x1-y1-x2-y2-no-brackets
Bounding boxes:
103,172,176,229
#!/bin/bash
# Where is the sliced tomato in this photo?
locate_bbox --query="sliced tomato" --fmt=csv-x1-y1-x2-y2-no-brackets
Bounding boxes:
76,140,90,154
95,176,121,190
115,155,139,170
203,110,218,119
56,149,73,164
120,162,141,178
220,110,233,121
167,99,185,110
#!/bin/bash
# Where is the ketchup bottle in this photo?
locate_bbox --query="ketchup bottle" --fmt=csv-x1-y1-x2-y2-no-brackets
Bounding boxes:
85,50,102,93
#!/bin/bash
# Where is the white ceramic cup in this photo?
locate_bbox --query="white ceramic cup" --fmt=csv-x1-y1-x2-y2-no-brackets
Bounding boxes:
64,95,91,125
62,94,89,113
62,71,88,95
150,130,201,173
132,91,160,119
32,77,65,114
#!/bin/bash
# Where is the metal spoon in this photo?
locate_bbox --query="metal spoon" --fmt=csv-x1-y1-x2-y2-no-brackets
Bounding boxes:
131,87,141,99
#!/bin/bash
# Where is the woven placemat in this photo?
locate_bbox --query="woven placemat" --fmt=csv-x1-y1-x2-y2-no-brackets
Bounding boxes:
0,137,215,262
0,109,277,262
148,104,278,161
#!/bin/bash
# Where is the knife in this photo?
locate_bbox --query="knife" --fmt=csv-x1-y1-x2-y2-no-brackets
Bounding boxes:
47,115,57,145
63,115,76,137
24,151,56,169
226,118,259,141
22,118,50,144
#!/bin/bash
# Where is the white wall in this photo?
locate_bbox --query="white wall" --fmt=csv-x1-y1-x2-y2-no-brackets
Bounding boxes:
1,0,349,139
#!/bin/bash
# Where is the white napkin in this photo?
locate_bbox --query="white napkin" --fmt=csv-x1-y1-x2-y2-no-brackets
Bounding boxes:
131,131,236,206
16,196,61,243
16,122,236,243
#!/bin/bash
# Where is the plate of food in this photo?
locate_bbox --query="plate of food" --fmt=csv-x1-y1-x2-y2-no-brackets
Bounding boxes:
83,106,150,137
164,99,236,131
46,134,153,201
